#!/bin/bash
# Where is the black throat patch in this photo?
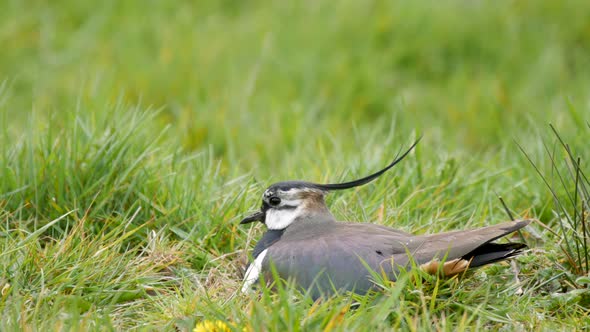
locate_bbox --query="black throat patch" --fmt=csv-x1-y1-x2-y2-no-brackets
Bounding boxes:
252,229,284,258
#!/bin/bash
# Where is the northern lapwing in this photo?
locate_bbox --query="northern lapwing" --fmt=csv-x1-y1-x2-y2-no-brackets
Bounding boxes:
240,139,530,297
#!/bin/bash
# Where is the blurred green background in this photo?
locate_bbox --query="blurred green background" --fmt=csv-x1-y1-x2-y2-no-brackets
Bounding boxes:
3,0,588,159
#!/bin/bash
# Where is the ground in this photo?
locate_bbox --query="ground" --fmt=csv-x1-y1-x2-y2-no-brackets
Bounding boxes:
1,0,589,330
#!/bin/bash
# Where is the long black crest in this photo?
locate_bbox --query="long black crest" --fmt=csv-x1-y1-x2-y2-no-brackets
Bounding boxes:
314,137,421,191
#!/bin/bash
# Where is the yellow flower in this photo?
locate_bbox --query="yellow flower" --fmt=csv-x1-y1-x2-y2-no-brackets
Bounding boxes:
193,320,231,332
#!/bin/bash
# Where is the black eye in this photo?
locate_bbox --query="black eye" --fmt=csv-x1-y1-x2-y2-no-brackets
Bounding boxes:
269,196,281,206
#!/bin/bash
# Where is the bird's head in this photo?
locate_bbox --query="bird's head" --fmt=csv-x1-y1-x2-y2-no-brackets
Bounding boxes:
240,138,421,230
240,181,329,230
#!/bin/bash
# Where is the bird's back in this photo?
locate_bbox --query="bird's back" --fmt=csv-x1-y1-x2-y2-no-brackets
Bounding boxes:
265,222,417,296
263,220,530,297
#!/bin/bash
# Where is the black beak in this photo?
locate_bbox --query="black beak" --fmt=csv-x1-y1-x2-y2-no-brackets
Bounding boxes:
240,210,266,224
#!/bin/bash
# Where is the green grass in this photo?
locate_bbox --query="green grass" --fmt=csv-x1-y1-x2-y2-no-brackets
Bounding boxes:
1,0,590,330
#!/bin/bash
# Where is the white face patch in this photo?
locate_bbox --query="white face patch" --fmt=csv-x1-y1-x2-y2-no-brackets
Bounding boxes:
261,187,326,230
275,197,303,207
264,188,303,202
264,206,304,230
241,249,268,293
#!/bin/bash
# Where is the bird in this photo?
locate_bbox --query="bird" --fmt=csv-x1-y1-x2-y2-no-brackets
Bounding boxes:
240,139,530,298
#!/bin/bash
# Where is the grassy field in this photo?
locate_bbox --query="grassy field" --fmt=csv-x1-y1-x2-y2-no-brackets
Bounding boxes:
1,0,590,330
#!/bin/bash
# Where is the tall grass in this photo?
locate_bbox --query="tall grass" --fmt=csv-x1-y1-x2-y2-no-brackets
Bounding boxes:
519,122,590,278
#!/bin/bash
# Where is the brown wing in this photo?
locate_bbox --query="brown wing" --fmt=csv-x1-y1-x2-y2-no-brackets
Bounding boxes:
264,219,530,297
264,223,413,297
410,219,529,261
